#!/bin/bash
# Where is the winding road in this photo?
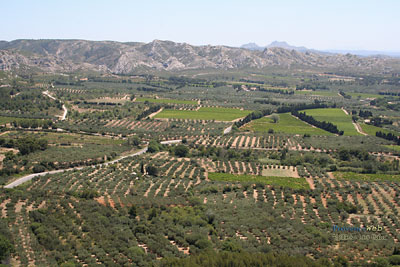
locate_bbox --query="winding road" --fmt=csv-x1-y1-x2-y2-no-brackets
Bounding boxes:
4,139,181,189
42,90,68,120
353,122,367,136
61,105,68,120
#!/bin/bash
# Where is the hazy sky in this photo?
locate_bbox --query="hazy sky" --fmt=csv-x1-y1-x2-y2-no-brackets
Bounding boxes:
2,0,399,51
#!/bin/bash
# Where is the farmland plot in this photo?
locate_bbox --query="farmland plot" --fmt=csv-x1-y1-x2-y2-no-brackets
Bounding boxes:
303,108,361,136
155,107,252,121
241,113,332,135
135,97,198,105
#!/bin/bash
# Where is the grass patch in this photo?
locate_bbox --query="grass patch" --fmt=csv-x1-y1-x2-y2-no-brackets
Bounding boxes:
155,107,252,121
384,145,400,152
347,92,385,99
135,97,197,105
208,172,309,189
241,113,332,135
333,172,400,182
359,123,400,136
303,108,360,136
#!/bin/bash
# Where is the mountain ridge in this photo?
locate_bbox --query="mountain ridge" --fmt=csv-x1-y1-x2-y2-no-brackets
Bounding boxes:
0,39,397,74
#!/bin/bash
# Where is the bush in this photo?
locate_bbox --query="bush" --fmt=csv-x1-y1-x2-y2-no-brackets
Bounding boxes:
148,140,161,153
389,255,400,265
146,165,159,176
174,145,189,157
0,234,14,261
195,239,212,249
33,164,46,173
78,189,100,199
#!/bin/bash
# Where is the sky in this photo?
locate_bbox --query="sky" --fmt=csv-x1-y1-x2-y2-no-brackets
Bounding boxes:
2,0,399,52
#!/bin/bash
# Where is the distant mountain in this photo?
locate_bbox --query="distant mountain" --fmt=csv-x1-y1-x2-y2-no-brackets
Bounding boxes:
241,41,311,52
240,43,265,51
323,49,400,58
267,41,309,52
241,41,400,58
0,39,398,73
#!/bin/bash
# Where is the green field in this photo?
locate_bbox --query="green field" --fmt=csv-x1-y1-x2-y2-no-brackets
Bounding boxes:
303,108,361,136
208,172,309,189
333,172,400,182
241,113,332,135
359,123,400,136
384,145,400,152
295,90,338,97
347,92,384,99
0,116,27,125
154,107,252,121
135,97,198,105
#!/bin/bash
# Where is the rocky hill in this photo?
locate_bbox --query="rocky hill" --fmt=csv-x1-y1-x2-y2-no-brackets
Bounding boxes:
0,39,397,73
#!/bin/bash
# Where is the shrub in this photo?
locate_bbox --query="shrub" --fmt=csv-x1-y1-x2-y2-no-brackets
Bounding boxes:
146,165,159,176
174,145,189,157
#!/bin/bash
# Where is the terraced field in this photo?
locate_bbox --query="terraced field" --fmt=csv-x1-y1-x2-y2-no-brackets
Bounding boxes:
303,108,361,136
241,113,332,135
154,107,252,121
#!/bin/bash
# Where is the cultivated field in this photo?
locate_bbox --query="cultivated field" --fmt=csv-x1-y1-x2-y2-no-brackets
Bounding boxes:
241,113,332,135
2,64,400,266
261,165,299,177
360,123,400,136
333,172,400,182
154,107,252,121
208,172,309,189
295,90,339,97
347,92,385,99
135,97,198,105
303,108,361,136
